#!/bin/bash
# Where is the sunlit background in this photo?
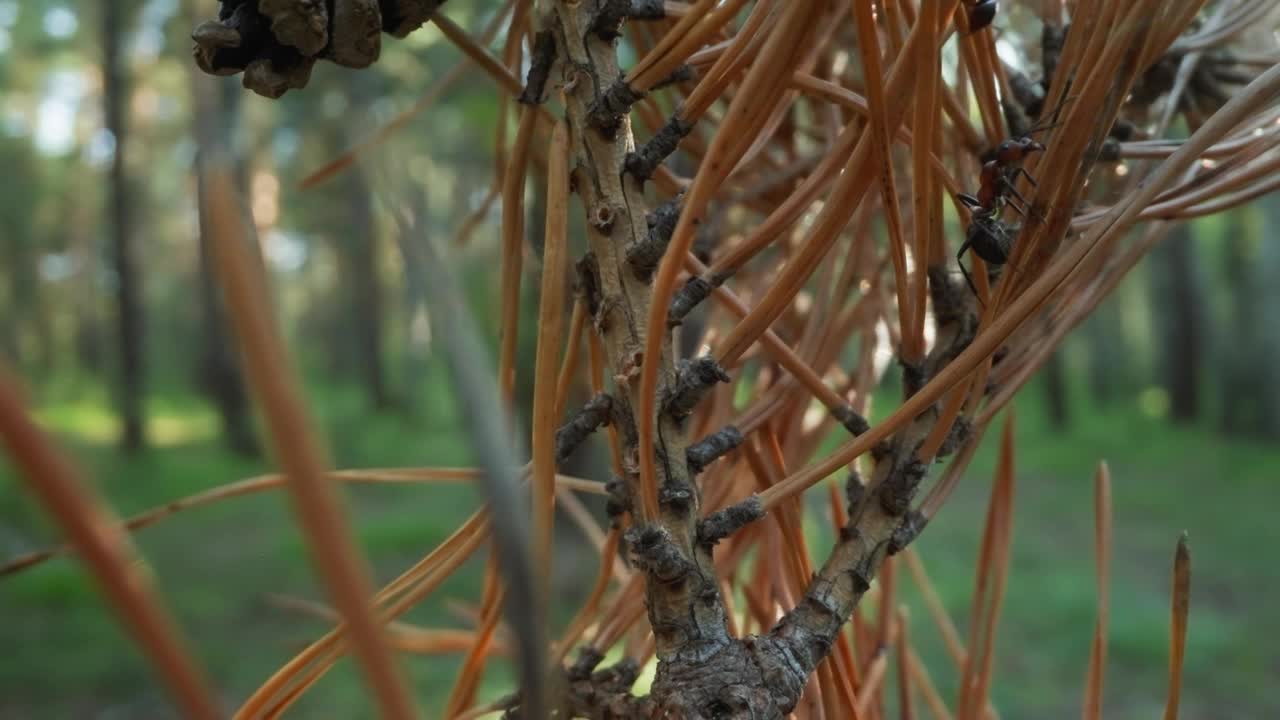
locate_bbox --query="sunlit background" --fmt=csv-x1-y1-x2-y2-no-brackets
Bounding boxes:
1,2,1279,717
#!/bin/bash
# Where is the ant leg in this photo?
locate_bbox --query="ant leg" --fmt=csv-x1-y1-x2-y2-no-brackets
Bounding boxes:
1008,177,1050,224
956,242,984,307
957,192,983,210
1011,166,1038,187
1002,178,1032,207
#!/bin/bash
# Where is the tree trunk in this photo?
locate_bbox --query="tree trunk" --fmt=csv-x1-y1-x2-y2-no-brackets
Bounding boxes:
1250,199,1280,438
1042,348,1069,429
393,186,430,416
327,74,392,411
1083,305,1125,407
103,0,146,452
341,163,392,411
1149,222,1202,422
192,74,259,457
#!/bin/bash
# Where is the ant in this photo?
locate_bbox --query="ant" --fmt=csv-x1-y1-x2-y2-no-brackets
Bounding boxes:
953,96,1072,300
954,136,1045,300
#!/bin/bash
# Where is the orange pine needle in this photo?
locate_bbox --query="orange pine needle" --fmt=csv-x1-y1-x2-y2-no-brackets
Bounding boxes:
0,372,220,720
1163,533,1191,720
203,167,418,720
1083,461,1113,720
532,118,571,585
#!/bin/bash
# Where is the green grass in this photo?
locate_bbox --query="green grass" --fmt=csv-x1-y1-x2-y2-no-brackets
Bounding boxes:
1,375,1278,718
897,391,1280,718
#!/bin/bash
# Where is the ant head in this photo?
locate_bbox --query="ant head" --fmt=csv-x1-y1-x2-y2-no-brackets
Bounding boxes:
990,137,1044,164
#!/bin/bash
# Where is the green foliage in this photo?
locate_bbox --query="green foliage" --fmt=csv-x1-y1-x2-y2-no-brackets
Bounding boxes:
3,376,1279,717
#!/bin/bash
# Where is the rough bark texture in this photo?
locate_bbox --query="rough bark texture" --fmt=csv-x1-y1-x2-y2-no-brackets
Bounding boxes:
184,0,978,713
550,3,730,678
537,5,973,716
105,0,147,453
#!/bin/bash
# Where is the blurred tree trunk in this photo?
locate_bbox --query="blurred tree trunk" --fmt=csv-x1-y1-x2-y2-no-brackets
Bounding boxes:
1256,203,1280,438
70,165,104,374
393,187,430,416
103,0,146,452
1223,200,1280,439
332,76,392,411
191,74,258,457
1083,302,1125,406
1042,349,1069,429
340,163,392,411
1219,212,1256,435
1148,222,1202,422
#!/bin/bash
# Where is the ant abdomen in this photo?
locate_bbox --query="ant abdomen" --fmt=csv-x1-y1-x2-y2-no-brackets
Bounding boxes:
967,219,1012,266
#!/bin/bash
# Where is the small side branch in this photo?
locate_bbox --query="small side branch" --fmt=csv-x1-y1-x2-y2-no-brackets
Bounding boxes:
831,405,871,436
555,394,615,465
588,77,646,136
697,496,765,548
626,115,694,182
664,357,730,420
626,195,684,281
605,475,632,526
591,0,667,40
519,30,557,105
686,425,743,473
668,275,716,327
652,64,695,90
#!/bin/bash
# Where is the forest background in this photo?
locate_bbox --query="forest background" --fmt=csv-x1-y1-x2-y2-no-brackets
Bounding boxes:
1,1,1278,717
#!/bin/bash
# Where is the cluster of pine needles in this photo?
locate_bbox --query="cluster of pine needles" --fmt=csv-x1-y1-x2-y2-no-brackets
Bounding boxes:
5,0,1280,717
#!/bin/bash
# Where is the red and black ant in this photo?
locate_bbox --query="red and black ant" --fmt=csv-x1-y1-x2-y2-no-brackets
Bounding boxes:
953,96,1072,299
954,136,1045,299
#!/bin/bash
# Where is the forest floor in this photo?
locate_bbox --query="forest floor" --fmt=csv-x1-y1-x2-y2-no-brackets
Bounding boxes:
0,374,1276,719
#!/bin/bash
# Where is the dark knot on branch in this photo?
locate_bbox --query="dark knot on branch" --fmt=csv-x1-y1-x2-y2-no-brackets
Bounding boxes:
624,525,692,583
887,510,927,555
845,469,866,518
697,496,765,548
554,393,614,465
588,77,646,137
665,357,730,420
626,194,684,281
518,30,556,105
605,475,632,526
591,0,667,41
687,425,744,474
626,114,694,182
668,275,716,327
937,415,974,459
831,404,871,437
880,456,929,517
